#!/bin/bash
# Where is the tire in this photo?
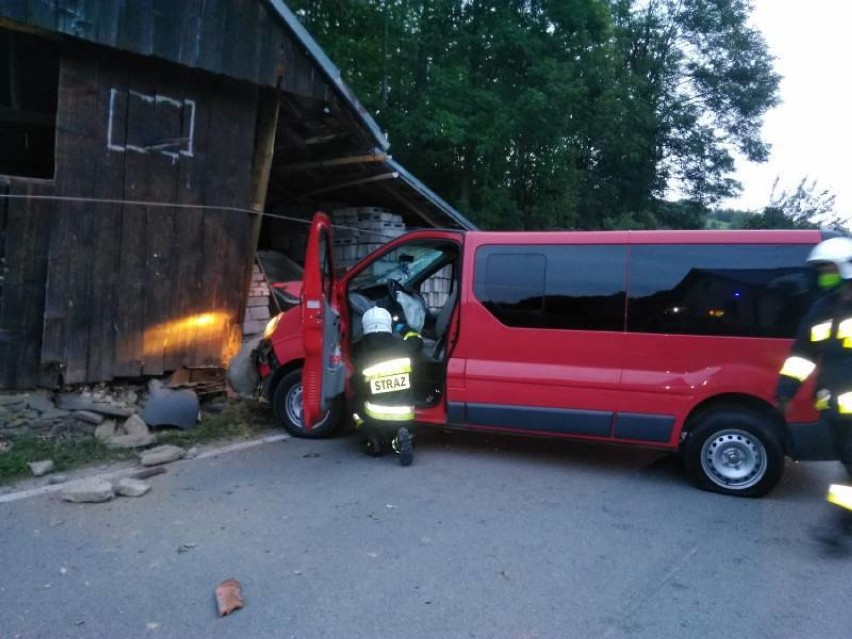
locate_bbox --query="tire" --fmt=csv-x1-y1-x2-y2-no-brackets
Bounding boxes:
682,408,784,498
271,369,342,438
396,427,413,467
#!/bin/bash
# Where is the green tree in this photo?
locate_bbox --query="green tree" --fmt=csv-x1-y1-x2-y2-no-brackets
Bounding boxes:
289,0,780,231
737,178,844,230
594,0,780,225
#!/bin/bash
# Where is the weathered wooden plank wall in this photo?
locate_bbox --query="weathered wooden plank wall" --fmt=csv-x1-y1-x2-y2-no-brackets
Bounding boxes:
42,51,100,383
87,57,129,383
31,47,259,386
1,0,322,96
0,179,55,387
196,76,258,366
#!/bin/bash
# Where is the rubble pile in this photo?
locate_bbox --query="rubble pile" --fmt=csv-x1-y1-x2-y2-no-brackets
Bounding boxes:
0,386,143,438
0,367,237,501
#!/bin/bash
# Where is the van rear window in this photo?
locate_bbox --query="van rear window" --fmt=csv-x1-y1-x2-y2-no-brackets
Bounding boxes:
626,244,816,338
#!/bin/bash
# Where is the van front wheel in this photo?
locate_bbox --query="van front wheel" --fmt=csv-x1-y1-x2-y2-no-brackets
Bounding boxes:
272,369,342,438
683,409,784,498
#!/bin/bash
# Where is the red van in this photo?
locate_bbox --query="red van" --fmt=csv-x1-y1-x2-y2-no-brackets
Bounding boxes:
254,212,837,497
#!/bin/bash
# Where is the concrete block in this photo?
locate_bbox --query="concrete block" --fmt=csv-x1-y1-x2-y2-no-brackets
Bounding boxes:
116,478,151,497
140,445,186,466
61,479,115,503
27,460,54,477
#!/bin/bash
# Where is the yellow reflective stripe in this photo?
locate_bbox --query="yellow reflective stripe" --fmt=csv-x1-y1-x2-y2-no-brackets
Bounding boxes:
838,392,852,414
779,356,816,382
827,484,852,511
353,413,364,427
364,401,415,422
403,331,421,340
362,357,412,378
837,318,852,340
810,321,833,342
815,390,831,411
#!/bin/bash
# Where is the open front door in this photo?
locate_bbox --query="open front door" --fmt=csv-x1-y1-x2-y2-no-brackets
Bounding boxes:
301,212,345,431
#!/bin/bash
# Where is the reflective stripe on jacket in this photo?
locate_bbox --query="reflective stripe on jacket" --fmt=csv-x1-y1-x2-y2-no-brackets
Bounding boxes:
776,286,852,414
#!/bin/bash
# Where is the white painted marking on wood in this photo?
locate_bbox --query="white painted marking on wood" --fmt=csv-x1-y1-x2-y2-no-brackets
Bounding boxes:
107,89,197,161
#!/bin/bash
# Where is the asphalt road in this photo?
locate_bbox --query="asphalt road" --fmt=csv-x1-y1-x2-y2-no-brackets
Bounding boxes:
1,427,850,639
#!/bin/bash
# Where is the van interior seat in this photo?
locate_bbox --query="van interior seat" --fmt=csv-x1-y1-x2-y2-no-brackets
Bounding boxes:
421,283,458,360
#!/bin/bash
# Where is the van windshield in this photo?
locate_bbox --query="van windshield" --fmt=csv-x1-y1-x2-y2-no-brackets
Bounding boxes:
349,244,446,291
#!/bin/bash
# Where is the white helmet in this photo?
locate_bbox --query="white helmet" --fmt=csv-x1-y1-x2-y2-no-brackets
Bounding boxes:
362,306,393,335
807,237,852,279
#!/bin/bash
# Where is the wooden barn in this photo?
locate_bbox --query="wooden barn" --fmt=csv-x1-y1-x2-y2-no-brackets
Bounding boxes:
0,0,473,389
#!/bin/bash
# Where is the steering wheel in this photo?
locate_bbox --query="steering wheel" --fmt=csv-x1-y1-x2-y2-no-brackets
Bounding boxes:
386,277,415,298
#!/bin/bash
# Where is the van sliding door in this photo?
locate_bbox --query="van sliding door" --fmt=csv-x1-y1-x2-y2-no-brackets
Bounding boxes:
453,240,628,439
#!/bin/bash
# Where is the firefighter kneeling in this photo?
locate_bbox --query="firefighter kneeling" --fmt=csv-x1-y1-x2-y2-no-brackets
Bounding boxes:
351,306,422,466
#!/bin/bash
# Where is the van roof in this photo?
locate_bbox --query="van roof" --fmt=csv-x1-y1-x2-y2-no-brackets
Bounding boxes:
463,228,827,245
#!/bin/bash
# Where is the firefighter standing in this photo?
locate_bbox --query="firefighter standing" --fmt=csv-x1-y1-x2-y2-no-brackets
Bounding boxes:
351,306,422,466
776,236,852,547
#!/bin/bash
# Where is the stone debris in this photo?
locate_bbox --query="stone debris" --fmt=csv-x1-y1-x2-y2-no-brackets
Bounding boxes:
48,474,69,485
0,386,142,438
39,408,71,421
104,433,157,449
55,394,135,417
102,414,156,449
94,420,117,441
61,479,115,503
116,478,151,497
121,414,149,436
140,445,186,466
27,395,57,413
72,410,105,425
27,460,55,477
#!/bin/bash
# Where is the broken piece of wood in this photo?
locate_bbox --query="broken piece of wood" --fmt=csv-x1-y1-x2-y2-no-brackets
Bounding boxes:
215,578,245,616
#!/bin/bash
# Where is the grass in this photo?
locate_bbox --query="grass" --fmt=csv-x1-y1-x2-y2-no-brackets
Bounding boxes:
0,399,279,484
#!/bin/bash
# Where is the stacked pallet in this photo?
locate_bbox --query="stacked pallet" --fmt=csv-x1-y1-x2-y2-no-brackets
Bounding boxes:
330,207,406,271
270,207,407,273
421,265,453,312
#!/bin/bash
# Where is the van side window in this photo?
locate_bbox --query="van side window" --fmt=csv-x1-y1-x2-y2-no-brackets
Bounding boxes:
474,245,627,330
627,244,816,338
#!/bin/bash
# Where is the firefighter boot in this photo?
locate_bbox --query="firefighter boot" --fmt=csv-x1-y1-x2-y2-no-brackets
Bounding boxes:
392,427,413,467
811,486,852,552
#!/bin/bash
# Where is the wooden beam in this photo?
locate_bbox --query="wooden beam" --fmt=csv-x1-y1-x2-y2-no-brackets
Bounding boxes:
273,151,388,173
242,88,280,326
296,171,398,200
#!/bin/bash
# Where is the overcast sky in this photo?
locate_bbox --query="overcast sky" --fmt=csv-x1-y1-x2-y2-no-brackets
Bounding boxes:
724,0,851,219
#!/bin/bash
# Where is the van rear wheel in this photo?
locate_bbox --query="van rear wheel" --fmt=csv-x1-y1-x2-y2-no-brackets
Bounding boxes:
683,408,784,498
272,369,342,438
